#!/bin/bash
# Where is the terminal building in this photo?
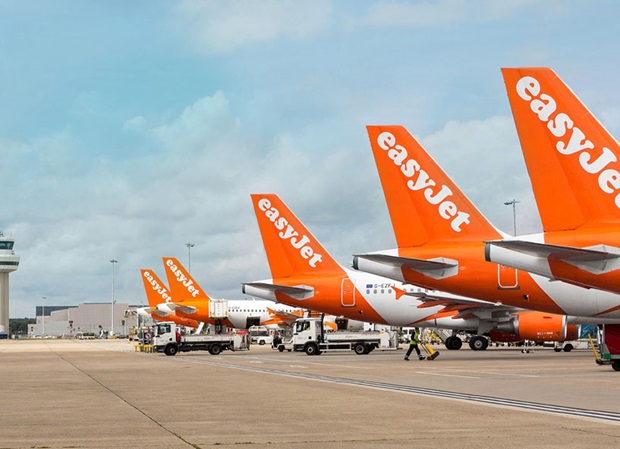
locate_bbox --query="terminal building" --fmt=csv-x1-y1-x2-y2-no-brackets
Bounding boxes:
30,303,143,338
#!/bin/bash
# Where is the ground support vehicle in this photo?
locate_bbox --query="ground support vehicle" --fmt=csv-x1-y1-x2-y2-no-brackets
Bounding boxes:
248,325,273,346
152,322,250,356
277,317,398,355
590,324,620,372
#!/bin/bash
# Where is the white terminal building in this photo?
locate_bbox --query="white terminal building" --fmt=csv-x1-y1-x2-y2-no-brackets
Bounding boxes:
32,303,143,338
0,232,20,337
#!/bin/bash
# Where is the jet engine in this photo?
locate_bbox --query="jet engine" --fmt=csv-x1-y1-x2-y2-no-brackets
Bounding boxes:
494,311,579,342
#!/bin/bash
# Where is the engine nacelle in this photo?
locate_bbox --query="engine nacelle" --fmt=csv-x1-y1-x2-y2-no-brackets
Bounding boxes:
494,311,579,342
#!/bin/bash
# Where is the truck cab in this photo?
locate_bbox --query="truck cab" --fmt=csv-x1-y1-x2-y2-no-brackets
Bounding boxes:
153,322,179,354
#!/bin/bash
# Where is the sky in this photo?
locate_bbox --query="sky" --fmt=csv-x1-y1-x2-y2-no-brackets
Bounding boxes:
3,0,620,318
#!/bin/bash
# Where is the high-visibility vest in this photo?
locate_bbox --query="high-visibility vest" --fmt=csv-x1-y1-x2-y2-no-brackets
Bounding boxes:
409,331,420,345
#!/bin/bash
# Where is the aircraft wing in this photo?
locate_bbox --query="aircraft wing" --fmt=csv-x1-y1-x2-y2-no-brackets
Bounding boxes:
354,254,458,279
404,290,520,320
487,240,620,274
262,307,304,326
266,307,303,322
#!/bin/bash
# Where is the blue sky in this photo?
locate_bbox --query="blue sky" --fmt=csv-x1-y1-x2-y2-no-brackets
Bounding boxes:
3,0,620,317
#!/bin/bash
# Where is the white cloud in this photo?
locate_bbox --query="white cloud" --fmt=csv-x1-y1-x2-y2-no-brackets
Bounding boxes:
123,115,146,132
422,116,542,235
171,0,333,54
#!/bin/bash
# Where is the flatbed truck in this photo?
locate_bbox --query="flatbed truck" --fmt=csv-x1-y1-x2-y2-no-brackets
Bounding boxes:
152,322,249,356
278,317,397,355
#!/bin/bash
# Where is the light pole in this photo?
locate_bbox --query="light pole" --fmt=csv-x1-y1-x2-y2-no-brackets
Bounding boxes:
504,199,520,236
110,259,118,336
42,296,46,336
186,243,195,274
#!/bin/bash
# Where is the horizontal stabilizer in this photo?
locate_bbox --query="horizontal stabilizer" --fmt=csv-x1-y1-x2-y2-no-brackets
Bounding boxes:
157,303,197,315
354,254,458,279
137,307,168,318
488,240,620,274
242,282,315,300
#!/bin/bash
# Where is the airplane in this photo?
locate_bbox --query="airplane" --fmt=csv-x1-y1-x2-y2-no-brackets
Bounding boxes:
353,124,620,322
138,269,200,328
485,67,620,300
242,193,583,350
159,257,307,330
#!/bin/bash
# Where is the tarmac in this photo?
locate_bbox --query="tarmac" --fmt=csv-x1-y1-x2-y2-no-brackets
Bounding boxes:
1,339,619,449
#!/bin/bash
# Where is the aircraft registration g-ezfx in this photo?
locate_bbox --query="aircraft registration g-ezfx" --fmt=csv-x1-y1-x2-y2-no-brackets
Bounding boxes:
159,257,304,330
353,125,620,321
485,67,620,302
242,193,585,350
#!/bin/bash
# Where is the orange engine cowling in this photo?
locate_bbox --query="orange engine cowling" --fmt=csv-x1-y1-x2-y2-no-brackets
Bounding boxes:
495,311,579,342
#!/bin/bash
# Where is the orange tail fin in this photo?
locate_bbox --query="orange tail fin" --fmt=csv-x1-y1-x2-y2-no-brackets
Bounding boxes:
366,125,501,247
251,194,344,279
140,269,174,307
162,257,211,302
502,67,620,231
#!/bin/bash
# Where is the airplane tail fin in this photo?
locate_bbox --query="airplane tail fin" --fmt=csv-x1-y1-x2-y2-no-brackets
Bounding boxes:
140,269,174,307
251,194,344,279
162,257,211,302
502,67,620,231
366,125,501,247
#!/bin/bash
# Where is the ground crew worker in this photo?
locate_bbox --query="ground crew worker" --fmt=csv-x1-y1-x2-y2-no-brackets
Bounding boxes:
404,328,424,361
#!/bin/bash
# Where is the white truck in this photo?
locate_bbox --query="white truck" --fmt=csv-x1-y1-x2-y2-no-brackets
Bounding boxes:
152,322,249,356
277,317,397,355
248,325,273,346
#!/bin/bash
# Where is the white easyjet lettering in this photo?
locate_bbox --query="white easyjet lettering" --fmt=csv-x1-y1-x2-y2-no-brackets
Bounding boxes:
258,198,323,267
164,259,200,297
515,75,620,208
377,131,470,232
143,271,172,302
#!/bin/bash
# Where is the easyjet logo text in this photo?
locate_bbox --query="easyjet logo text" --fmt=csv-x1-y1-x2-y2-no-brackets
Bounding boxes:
165,259,201,297
515,76,620,208
143,270,172,303
257,198,323,268
376,131,470,232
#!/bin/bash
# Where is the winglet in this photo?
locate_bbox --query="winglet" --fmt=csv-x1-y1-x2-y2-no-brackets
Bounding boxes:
366,125,501,246
162,257,211,302
251,194,343,279
502,67,620,231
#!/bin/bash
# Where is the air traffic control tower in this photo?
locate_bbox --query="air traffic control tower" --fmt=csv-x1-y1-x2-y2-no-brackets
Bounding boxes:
0,232,20,335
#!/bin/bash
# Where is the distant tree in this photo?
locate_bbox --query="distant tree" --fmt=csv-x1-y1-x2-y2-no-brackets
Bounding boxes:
9,318,35,335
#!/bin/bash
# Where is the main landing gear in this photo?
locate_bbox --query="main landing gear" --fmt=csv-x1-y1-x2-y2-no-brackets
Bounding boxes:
444,335,489,351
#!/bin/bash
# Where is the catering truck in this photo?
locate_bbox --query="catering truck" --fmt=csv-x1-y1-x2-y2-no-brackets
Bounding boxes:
277,317,397,355
152,322,249,356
